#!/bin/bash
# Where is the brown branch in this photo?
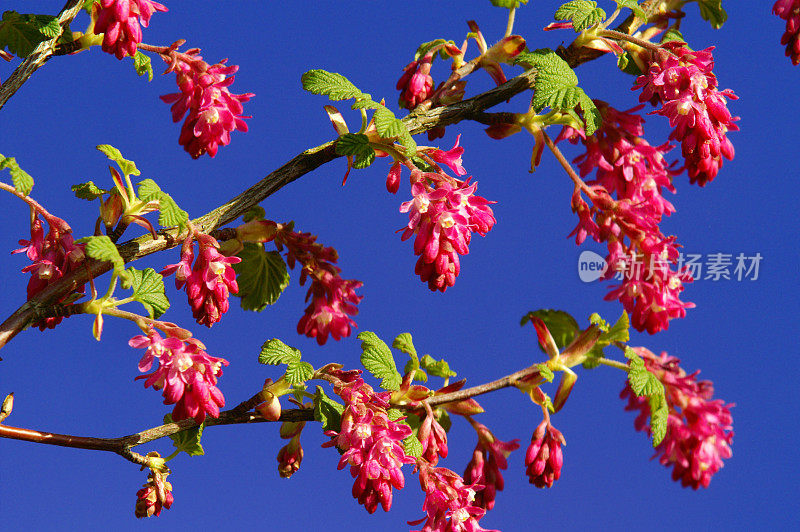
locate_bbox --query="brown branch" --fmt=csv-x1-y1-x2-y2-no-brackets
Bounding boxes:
0,1,85,111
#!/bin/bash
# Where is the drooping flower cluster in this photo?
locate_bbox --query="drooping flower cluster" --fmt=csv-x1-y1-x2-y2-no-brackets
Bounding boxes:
524,420,565,489
418,412,449,465
93,0,167,60
274,226,363,345
13,215,85,330
621,347,734,489
322,375,415,514
131,328,228,423
397,55,435,110
634,42,738,186
161,231,240,327
463,422,519,511
398,163,496,292
410,463,492,532
774,0,800,65
160,48,254,158
558,103,693,334
134,467,173,518
277,419,306,479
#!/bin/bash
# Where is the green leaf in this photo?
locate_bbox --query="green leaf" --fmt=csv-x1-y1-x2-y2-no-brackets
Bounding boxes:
0,11,61,58
373,108,405,139
358,331,402,391
554,1,606,32
0,154,34,196
156,192,189,230
696,0,727,29
624,347,665,398
351,98,381,110
536,363,555,383
397,130,418,157
490,0,528,8
128,267,169,319
522,309,580,351
614,0,645,19
96,144,139,177
353,149,376,169
419,354,456,378
577,92,601,136
648,394,669,447
232,243,290,311
313,386,344,433
137,178,161,201
132,50,153,81
392,333,418,359
79,235,124,276
301,69,363,101
403,432,423,458
259,338,301,365
71,181,106,201
660,28,686,45
164,414,204,457
336,133,371,156
82,1,98,14
286,361,314,385
601,311,630,344
242,205,265,222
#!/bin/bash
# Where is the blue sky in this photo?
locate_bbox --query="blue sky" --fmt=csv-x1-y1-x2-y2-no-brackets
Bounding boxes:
1,1,798,529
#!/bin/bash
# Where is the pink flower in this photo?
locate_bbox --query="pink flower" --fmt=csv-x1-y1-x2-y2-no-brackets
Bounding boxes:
397,56,434,110
94,0,167,60
621,347,734,489
131,329,228,423
524,420,565,489
410,463,494,532
160,49,254,158
323,378,415,514
429,135,467,176
418,413,449,465
463,423,519,511
134,468,173,518
161,233,240,327
277,434,304,478
774,0,800,65
13,216,85,330
633,42,738,186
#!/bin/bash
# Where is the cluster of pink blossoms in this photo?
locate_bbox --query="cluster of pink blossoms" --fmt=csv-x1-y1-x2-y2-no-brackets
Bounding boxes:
463,422,519,511
410,463,492,532
131,328,228,423
274,226,363,345
160,49,254,158
134,467,173,518
621,347,734,489
774,0,800,65
524,420,565,489
13,215,85,330
634,42,738,186
559,103,693,334
397,54,435,110
93,0,167,60
322,374,415,514
161,232,240,327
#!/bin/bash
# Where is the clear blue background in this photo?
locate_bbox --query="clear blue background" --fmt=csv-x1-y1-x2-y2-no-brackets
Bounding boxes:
1,1,797,530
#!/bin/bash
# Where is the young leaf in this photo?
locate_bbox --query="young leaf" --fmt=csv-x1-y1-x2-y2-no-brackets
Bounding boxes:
490,0,529,8
259,338,301,365
358,331,402,390
242,205,266,222
536,363,555,383
301,69,363,101
313,386,344,433
96,144,140,177
137,178,161,201
71,181,106,201
132,50,153,81
696,0,727,29
403,433,423,458
336,133,371,156
601,311,630,344
232,243,290,311
522,309,580,351
648,394,669,447
0,12,60,58
128,267,169,319
79,235,124,276
392,333,418,359
614,0,645,20
164,414,204,457
554,1,606,32
373,108,406,139
286,361,314,385
353,149,376,169
82,1,98,14
0,154,34,196
419,354,456,378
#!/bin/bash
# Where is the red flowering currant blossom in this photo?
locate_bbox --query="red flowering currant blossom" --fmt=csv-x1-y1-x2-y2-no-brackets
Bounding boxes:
428,135,467,177
323,377,415,514
774,0,800,65
418,412,449,465
463,422,519,511
160,50,254,158
634,42,738,186
397,54,434,110
400,173,496,292
410,463,493,532
161,232,240,327
524,420,565,489
131,329,228,424
13,216,85,330
134,468,173,518
621,347,734,489
94,0,167,60
277,434,304,479
274,226,363,345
